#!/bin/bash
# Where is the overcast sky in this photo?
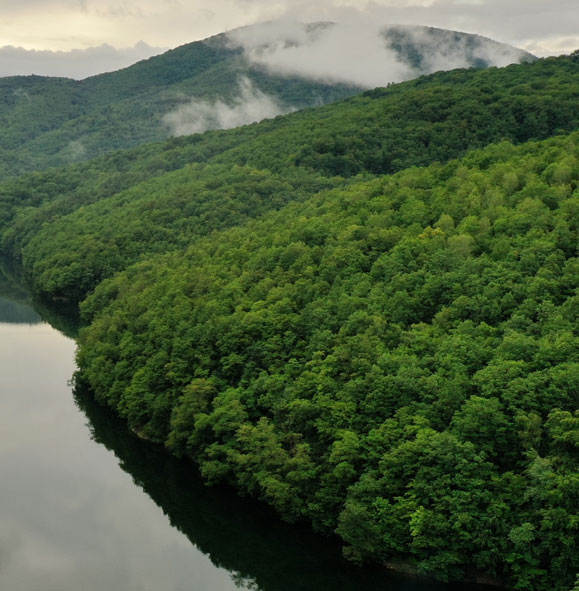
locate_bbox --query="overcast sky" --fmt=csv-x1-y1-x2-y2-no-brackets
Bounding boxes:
1,0,577,78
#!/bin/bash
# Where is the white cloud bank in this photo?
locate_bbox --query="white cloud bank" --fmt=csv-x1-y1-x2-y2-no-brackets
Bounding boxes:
163,77,295,137
227,21,409,88
0,42,164,79
226,20,530,89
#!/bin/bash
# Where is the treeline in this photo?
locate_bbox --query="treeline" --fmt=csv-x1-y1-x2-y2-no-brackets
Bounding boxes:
1,55,579,304
76,133,579,590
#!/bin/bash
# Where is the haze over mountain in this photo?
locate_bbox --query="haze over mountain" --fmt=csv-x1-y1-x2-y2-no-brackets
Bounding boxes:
226,21,534,89
0,20,533,180
0,42,165,79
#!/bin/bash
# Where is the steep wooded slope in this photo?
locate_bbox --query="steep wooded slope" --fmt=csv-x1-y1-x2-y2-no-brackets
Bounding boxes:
0,55,576,303
0,22,533,179
76,132,579,591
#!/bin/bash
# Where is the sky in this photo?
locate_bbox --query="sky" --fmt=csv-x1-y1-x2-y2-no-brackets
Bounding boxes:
0,0,577,78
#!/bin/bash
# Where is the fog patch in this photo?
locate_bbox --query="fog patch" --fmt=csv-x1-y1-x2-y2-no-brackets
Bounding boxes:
163,77,295,137
226,20,532,89
64,140,86,163
12,88,30,101
227,20,411,88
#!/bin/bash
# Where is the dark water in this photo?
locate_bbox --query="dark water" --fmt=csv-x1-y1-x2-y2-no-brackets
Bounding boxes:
0,282,491,591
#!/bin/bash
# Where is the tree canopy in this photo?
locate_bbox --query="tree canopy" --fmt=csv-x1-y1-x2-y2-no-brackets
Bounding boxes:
1,52,577,591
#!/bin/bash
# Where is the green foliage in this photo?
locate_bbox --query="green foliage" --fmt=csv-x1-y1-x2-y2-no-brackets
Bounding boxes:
1,52,578,590
2,55,579,304
73,132,579,590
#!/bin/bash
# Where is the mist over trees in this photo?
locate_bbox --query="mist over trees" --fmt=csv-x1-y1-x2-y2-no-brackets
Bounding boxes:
0,21,532,180
226,21,534,88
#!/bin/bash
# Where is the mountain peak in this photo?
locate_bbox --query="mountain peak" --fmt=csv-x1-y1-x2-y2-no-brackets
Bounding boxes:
218,20,534,88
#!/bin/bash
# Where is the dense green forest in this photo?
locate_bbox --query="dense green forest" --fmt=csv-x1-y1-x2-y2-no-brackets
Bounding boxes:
1,55,577,305
75,132,578,590
0,23,531,180
1,50,577,590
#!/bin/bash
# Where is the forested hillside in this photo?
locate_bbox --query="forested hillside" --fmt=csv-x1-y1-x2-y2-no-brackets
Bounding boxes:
76,132,578,590
0,33,358,179
1,55,577,305
1,49,577,591
0,22,532,179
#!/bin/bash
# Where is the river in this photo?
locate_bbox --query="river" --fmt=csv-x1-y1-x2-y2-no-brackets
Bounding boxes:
0,281,491,591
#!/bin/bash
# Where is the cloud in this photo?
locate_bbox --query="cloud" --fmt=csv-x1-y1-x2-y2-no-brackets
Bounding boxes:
226,20,530,89
227,21,410,88
0,1,577,57
162,77,295,136
242,1,579,57
520,35,579,57
0,42,165,79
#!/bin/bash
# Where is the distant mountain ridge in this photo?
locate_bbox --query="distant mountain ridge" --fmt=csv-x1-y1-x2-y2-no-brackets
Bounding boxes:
382,24,535,70
0,21,533,180
224,21,535,87
0,42,165,79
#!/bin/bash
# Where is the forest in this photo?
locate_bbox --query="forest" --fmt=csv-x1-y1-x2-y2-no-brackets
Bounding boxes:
0,23,533,180
1,55,578,304
0,34,360,179
1,51,577,590
76,132,579,590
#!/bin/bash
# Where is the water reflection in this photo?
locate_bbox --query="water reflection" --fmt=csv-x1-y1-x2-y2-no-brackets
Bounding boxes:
0,284,239,591
0,274,491,591
76,386,470,591
0,270,41,324
0,295,41,324
0,264,79,336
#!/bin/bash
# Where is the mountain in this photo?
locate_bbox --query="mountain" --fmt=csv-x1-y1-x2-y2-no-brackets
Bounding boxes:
1,54,575,305
0,21,533,180
0,34,576,591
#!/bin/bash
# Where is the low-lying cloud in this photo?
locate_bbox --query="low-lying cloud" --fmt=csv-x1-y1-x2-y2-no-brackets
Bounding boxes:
162,77,295,137
226,20,410,88
0,42,164,79
226,19,532,89
64,140,87,163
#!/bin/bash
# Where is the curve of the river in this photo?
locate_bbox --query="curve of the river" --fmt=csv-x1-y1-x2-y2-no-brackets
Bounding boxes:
0,281,492,591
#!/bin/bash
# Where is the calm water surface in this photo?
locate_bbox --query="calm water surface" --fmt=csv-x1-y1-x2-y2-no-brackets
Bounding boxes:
0,287,490,591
